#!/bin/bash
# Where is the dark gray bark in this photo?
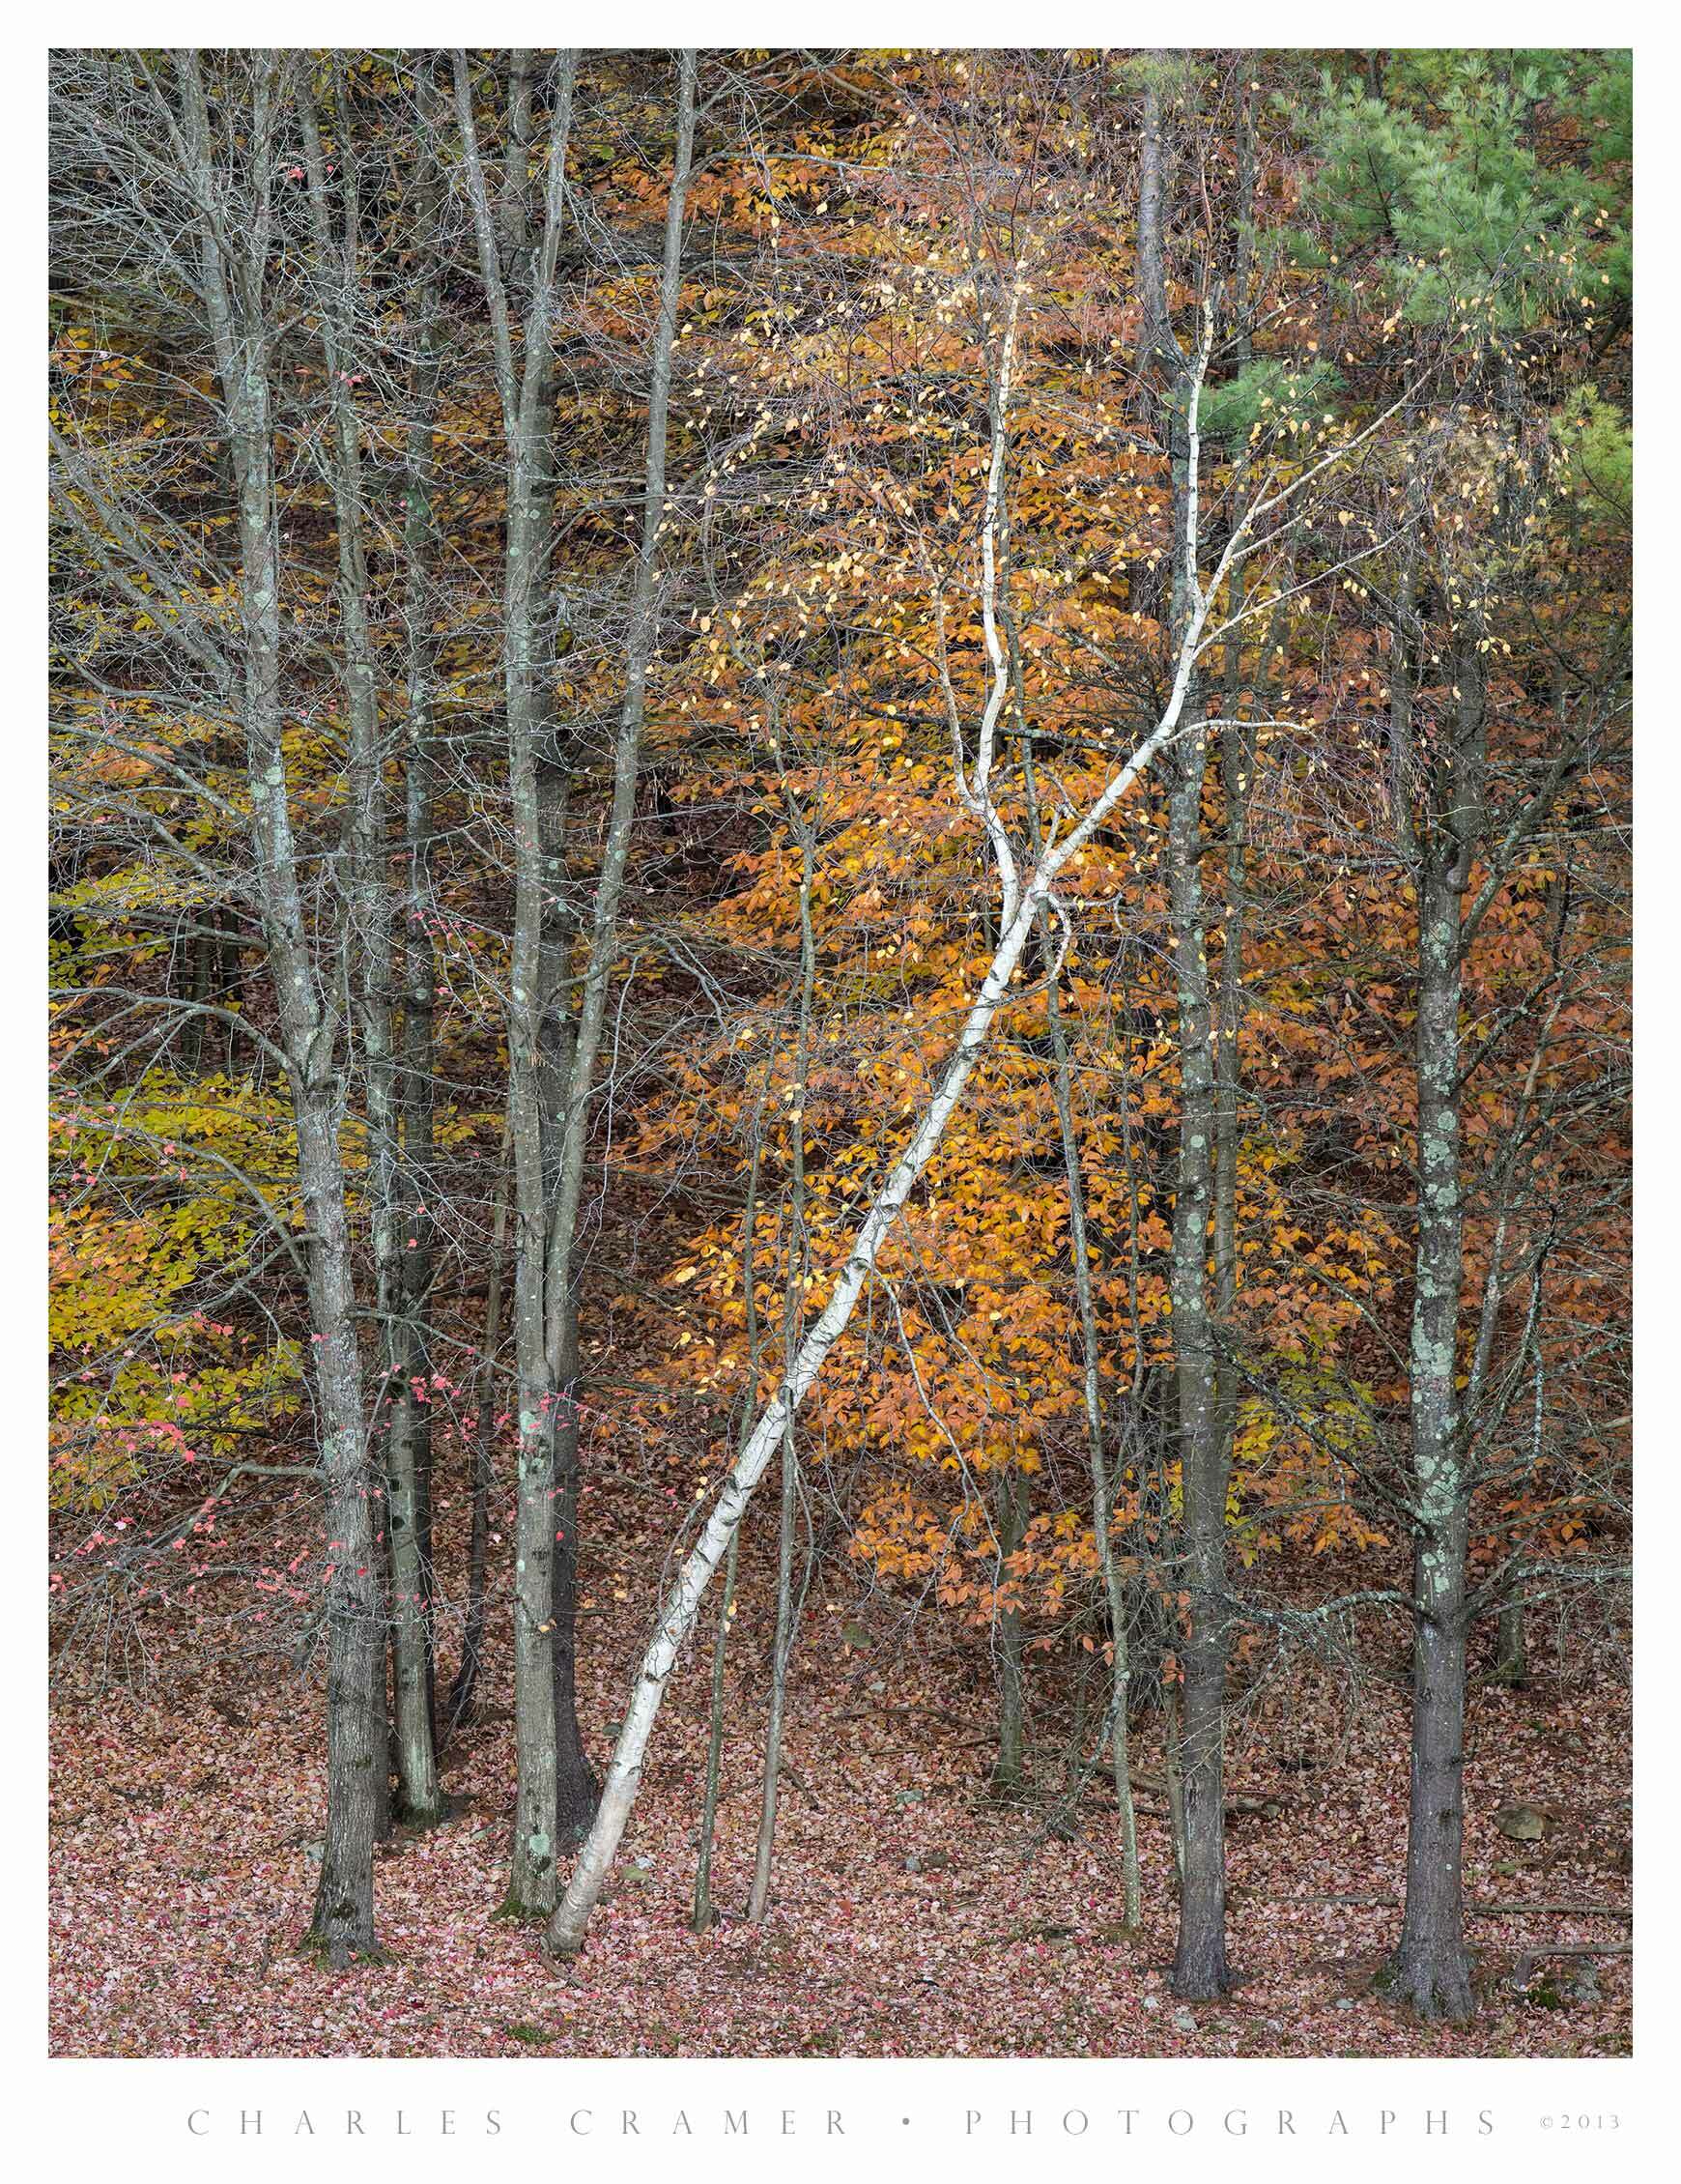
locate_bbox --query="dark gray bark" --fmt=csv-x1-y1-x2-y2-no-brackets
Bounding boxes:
1491,1594,1527,1688
547,1291,599,1837
1136,50,1232,2001
391,54,449,1802
448,1120,510,1733
1383,635,1489,2022
692,1527,740,1933
1018,736,1141,1921
458,46,696,1908
1166,719,1232,2003
695,1099,768,1932
1384,848,1475,2022
454,47,589,1911
749,801,817,1921
299,68,444,1832
989,1467,1030,1797
1211,72,1262,1459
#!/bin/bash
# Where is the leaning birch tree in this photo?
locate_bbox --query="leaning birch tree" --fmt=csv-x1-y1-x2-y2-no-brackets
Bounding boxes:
549,265,1406,1955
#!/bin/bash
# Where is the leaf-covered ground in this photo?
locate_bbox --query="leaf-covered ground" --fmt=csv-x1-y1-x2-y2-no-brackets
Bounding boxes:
49,1496,1631,2060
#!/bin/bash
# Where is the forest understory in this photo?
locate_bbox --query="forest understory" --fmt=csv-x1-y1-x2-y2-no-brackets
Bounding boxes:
49,1493,1631,2060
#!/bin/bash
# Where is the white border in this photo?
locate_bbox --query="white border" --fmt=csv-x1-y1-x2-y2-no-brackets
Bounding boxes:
13,13,1670,2174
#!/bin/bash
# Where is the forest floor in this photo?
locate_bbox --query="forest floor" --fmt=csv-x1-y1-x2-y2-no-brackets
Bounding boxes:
48,1490,1632,2059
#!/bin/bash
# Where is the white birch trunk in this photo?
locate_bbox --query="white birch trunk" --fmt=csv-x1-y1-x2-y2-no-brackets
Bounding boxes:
549,462,1218,1952
547,284,1397,1953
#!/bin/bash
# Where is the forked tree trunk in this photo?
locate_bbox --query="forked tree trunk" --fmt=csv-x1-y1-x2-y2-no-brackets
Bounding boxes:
458,45,698,1909
454,46,584,1914
173,50,384,1963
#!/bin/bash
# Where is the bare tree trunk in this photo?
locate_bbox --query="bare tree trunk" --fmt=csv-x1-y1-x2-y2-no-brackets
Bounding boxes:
299,72,444,1830
458,45,698,1905
392,55,448,1805
693,1525,741,1933
1166,717,1231,2002
1384,845,1475,2021
1136,53,1232,2000
449,1120,510,1733
1491,1593,1527,1687
548,1285,598,1835
987,1467,1031,1796
554,43,701,1848
532,709,599,1838
393,421,443,1779
1467,991,1563,1702
455,46,583,1913
172,50,383,1961
694,1106,769,1931
1212,69,1262,1475
1018,674,1139,1919
747,1416,802,1913
749,805,816,1921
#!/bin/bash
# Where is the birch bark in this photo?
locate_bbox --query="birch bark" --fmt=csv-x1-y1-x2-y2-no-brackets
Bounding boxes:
549,286,1262,1954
